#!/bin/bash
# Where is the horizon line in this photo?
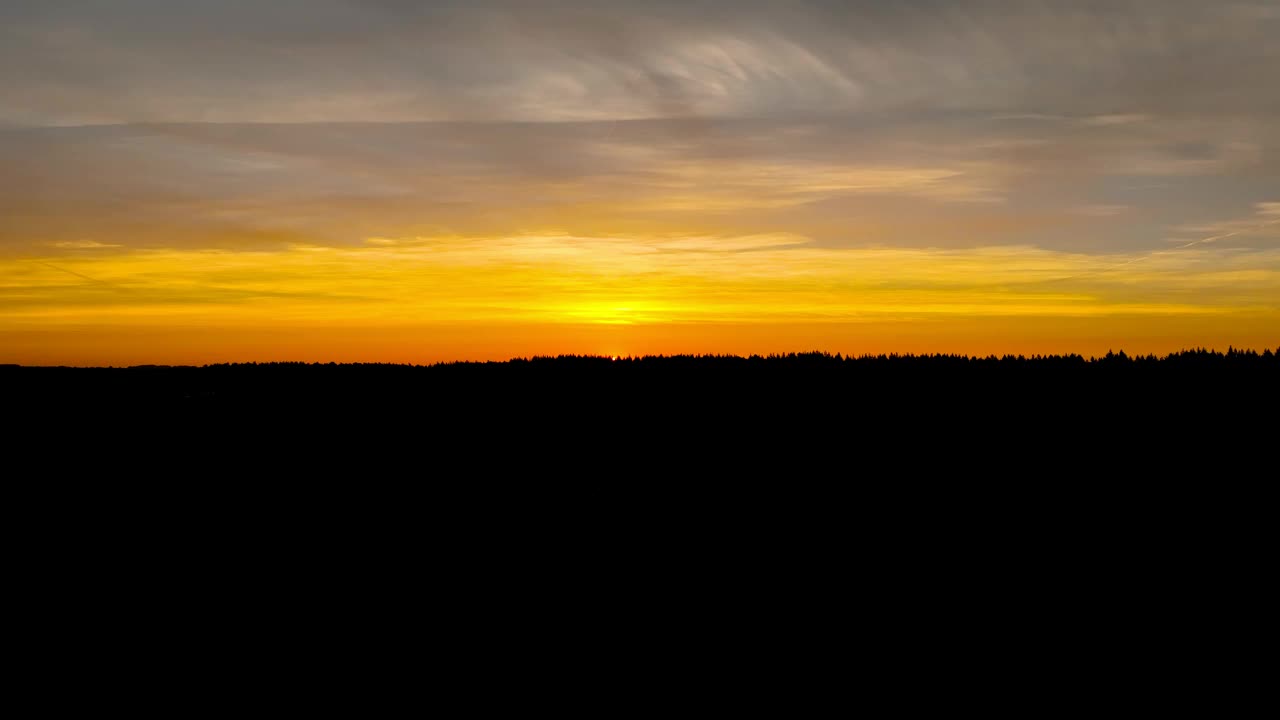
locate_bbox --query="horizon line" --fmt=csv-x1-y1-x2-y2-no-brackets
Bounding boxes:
6,346,1278,370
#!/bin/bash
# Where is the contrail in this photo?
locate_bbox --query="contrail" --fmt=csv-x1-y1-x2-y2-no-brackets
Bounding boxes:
36,261,110,285
1041,216,1280,284
1122,216,1280,259
33,261,138,294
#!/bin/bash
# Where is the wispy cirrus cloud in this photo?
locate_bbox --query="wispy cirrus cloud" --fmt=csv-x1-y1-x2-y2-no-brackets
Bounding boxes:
2,1,1277,125
50,240,121,249
6,235,1279,330
1,1,1277,363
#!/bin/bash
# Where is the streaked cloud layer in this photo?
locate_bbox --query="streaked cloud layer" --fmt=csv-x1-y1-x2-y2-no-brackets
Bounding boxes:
1,1,1277,362
5,1,1278,124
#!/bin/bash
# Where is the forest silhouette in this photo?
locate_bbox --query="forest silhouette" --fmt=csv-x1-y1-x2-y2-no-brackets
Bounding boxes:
7,347,1276,475
9,346,1277,407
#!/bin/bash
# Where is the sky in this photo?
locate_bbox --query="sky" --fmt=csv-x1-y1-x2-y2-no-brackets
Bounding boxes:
2,0,1278,364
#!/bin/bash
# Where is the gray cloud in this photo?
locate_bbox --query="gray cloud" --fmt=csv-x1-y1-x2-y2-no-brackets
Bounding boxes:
2,1,1277,124
1,1,1276,259
3,113,1276,255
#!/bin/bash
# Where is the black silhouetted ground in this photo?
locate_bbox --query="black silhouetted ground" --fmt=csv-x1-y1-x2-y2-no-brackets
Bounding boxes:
7,349,1272,579
8,348,1277,406
8,349,1276,470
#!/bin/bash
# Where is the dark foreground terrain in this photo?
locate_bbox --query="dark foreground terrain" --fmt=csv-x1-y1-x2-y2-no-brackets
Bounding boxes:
5,348,1276,473
6,350,1272,600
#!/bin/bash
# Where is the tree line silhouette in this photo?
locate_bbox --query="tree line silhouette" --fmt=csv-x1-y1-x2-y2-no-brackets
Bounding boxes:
6,346,1275,477
36,345,1275,370
8,346,1276,407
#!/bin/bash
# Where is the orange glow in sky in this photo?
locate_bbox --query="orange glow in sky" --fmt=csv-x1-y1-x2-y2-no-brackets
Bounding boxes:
5,232,1278,365
2,2,1278,364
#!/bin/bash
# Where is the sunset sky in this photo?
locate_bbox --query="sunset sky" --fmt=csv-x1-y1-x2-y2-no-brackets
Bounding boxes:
2,0,1278,365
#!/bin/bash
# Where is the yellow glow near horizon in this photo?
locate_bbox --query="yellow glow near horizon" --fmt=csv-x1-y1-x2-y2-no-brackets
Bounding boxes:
3,232,1278,365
